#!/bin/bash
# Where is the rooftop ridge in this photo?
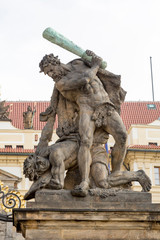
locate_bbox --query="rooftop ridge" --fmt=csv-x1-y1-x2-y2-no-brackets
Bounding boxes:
3,101,160,131
0,148,35,153
128,144,160,150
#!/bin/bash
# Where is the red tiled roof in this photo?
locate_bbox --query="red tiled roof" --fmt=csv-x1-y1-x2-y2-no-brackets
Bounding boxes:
5,101,58,130
4,101,160,131
121,101,160,130
0,148,35,153
128,145,160,150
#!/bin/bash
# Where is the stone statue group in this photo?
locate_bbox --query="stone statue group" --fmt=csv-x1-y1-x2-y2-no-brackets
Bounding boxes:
24,50,151,200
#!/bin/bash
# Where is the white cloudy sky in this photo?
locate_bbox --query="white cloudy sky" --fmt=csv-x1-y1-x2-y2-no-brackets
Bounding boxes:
0,0,160,101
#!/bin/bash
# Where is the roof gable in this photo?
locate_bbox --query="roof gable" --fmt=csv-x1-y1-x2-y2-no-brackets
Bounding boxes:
148,119,160,126
0,169,21,180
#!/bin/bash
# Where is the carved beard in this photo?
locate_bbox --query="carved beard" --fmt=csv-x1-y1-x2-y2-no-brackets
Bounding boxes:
50,65,66,82
50,64,71,82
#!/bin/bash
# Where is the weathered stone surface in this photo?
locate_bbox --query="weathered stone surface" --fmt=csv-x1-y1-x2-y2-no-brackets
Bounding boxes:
0,217,24,240
0,100,10,121
13,191,160,240
27,189,152,209
24,50,152,201
35,189,151,203
23,105,35,129
13,202,160,240
27,189,156,213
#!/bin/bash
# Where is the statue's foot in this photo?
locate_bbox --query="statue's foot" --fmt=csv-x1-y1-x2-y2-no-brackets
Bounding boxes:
24,190,35,200
71,181,89,197
49,179,63,190
97,179,110,189
137,170,152,192
86,50,102,67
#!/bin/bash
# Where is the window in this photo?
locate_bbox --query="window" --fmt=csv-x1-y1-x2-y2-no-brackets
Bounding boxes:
149,142,158,146
35,134,38,141
16,145,24,149
14,182,18,189
147,104,156,109
5,145,12,149
154,167,160,185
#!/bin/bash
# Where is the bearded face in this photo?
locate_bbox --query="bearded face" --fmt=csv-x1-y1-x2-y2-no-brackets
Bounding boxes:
23,155,50,181
39,54,69,82
23,155,36,181
43,64,65,81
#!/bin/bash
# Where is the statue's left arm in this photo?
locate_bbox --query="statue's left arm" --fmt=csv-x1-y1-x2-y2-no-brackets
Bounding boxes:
35,87,59,157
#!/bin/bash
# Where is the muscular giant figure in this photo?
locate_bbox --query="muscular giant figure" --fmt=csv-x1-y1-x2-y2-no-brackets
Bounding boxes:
39,51,127,195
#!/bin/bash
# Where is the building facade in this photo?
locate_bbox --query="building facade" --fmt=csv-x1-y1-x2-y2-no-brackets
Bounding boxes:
124,119,160,203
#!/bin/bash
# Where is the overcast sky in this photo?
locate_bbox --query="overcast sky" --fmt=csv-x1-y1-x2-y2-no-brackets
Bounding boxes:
0,0,160,102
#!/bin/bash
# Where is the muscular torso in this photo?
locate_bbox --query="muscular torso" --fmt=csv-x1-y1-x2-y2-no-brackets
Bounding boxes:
76,77,110,109
56,66,111,110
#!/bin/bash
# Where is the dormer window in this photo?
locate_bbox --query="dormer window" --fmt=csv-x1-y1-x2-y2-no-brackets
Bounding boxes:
148,142,158,146
147,104,156,109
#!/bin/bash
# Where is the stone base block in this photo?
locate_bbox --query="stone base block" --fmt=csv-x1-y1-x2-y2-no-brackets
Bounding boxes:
13,190,160,240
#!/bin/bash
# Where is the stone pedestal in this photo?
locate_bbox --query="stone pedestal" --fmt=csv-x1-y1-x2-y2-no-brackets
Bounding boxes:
13,189,160,240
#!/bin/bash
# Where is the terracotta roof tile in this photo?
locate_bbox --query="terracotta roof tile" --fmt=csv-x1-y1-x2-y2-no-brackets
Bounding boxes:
0,148,35,153
128,145,160,150
121,101,160,130
5,101,58,130
4,101,160,131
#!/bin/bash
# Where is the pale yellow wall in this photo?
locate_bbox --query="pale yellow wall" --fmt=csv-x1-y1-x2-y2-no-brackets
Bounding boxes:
128,124,160,146
0,129,58,149
125,151,160,203
109,121,160,147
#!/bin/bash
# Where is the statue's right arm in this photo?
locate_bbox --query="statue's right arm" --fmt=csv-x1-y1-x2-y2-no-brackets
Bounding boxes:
35,116,55,156
56,75,88,92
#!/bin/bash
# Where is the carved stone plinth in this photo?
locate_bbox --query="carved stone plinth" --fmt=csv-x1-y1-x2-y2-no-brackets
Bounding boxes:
13,190,160,240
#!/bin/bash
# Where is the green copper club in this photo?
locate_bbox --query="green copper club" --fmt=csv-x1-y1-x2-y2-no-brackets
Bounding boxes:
43,27,107,69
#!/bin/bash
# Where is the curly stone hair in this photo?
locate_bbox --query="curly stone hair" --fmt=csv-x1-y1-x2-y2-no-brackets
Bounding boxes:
39,54,60,72
23,155,36,181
